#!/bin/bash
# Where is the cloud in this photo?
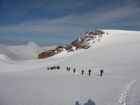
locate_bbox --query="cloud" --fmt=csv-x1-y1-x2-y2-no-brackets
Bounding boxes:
0,41,56,61
0,0,140,36
0,0,87,18
46,0,87,10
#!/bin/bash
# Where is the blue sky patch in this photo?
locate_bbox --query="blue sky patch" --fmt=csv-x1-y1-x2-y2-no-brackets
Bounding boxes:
0,0,140,45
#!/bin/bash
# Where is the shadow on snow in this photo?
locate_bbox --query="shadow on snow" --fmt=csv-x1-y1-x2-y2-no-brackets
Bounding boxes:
75,99,96,105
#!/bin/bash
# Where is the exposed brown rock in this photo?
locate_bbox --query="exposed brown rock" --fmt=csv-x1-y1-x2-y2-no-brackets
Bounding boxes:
38,29,105,59
38,50,56,59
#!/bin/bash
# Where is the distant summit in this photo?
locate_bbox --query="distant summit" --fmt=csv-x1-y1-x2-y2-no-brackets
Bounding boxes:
38,29,105,59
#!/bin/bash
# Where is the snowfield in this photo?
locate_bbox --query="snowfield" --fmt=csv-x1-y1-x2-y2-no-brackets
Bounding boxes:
0,30,140,105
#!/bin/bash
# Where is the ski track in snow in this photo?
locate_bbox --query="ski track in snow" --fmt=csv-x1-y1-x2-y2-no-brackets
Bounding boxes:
118,79,137,105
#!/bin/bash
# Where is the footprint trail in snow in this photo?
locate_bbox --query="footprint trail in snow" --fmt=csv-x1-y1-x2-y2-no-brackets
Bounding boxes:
118,79,137,105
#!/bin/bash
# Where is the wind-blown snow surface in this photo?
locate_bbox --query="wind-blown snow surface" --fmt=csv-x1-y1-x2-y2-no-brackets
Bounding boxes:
0,30,140,105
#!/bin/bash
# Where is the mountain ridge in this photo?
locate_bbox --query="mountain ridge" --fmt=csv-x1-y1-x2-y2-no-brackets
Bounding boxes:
38,29,105,59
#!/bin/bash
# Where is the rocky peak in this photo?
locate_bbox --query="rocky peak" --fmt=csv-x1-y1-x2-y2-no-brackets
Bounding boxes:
38,29,105,59
65,29,105,51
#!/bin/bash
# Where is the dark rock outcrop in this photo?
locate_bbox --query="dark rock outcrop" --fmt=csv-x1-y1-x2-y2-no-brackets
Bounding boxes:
38,46,65,59
38,29,105,59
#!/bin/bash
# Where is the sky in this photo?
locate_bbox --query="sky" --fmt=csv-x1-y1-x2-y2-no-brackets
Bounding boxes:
0,0,140,46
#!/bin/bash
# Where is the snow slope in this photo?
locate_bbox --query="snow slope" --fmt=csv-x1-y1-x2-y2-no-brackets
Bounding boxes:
0,30,140,105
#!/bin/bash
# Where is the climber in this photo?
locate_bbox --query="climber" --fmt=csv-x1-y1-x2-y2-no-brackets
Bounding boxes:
100,69,104,76
88,69,92,76
73,68,76,73
82,70,84,75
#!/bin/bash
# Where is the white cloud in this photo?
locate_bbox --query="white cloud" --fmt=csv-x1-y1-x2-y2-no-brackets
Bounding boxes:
0,3,139,35
0,42,56,61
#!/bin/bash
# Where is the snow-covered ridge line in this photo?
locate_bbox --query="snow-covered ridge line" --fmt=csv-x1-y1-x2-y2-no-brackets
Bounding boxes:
38,29,105,59
118,79,137,105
